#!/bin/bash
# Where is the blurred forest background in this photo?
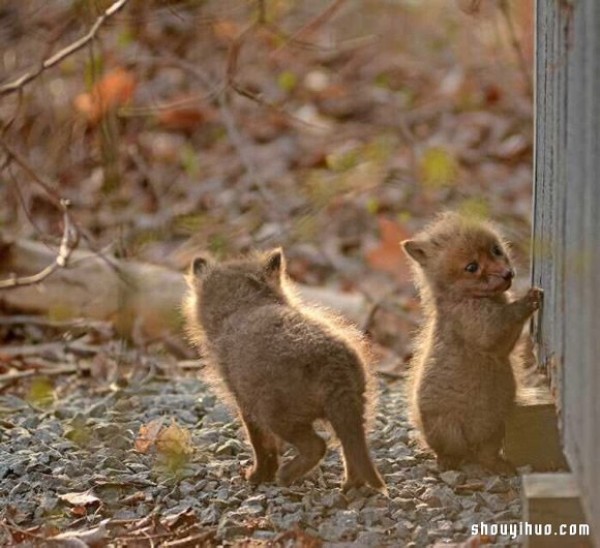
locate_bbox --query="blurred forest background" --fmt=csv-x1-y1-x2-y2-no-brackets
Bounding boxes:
0,0,534,358
0,0,535,544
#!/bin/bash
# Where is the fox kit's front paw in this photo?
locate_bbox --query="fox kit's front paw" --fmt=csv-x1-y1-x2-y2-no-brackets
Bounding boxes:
526,287,543,310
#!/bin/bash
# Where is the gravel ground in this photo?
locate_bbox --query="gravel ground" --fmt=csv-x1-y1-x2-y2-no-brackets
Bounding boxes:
0,372,523,547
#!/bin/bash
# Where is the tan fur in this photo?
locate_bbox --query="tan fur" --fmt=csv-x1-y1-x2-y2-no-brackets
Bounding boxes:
183,248,385,492
402,212,542,473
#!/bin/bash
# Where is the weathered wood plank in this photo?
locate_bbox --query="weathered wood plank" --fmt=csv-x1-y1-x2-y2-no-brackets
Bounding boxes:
533,0,599,541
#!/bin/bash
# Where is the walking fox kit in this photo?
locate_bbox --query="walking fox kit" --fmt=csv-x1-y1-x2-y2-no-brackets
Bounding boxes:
184,249,385,492
402,212,542,474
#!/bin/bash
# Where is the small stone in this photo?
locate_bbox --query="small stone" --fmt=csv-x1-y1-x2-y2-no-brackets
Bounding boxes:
88,403,107,418
94,424,121,439
412,525,428,545
493,509,514,521
280,502,303,513
361,507,389,527
102,456,126,470
205,403,232,424
318,520,354,542
320,491,346,509
480,492,506,512
396,456,418,467
278,510,304,530
421,487,443,507
215,439,244,456
21,416,41,429
200,506,220,525
440,470,466,487
217,516,247,540
393,520,412,540
107,434,132,451
355,530,385,546
54,406,74,420
391,497,415,512
244,494,267,507
455,480,485,494
485,476,510,493
9,481,30,496
252,530,276,540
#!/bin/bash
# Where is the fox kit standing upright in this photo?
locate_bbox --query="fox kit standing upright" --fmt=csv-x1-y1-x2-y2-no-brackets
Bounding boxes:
184,249,385,492
402,212,542,473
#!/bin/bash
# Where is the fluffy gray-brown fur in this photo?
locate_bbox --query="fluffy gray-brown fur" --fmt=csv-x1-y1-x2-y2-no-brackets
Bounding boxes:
183,248,385,492
402,212,542,474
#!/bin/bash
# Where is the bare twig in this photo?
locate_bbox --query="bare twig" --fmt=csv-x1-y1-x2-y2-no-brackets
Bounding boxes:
257,0,267,25
0,364,90,392
0,139,61,206
0,200,79,289
271,0,347,56
0,0,130,96
498,0,532,96
0,315,112,332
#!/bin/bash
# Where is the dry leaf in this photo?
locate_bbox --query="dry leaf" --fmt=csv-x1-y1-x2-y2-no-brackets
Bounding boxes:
212,20,241,42
157,104,216,131
59,490,101,507
70,505,88,517
156,420,193,457
272,528,323,548
134,418,164,453
419,146,459,189
366,217,411,281
74,68,136,123
49,519,110,546
457,534,495,547
158,108,205,131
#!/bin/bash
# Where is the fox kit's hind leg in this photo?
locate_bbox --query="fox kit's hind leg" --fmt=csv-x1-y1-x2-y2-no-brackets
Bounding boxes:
475,424,516,475
270,421,326,486
242,415,279,483
325,394,386,492
422,415,469,471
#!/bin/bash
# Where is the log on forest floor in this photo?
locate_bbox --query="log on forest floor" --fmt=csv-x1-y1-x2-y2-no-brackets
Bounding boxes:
0,239,368,341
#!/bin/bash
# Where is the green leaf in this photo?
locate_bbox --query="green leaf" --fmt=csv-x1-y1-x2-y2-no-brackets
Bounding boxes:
277,71,298,93
420,146,458,189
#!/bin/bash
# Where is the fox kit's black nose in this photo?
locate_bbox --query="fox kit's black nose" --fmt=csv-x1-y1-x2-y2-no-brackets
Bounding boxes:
502,268,515,281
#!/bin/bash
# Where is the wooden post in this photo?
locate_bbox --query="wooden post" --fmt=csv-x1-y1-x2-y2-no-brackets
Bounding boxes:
504,386,568,472
522,473,594,547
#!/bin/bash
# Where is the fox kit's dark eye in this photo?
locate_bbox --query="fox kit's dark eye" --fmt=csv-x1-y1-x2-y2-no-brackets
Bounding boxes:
492,244,503,257
465,262,479,273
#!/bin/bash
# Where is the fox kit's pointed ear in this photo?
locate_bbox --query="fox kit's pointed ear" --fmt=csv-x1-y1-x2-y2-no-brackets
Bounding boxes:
402,240,429,265
264,248,285,278
190,256,211,278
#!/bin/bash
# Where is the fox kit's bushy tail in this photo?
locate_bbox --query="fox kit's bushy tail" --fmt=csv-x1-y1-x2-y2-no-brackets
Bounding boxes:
325,391,386,493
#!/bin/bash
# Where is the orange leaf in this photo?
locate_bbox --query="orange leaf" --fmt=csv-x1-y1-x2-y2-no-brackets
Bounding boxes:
157,104,216,131
70,505,88,517
134,418,163,453
74,68,136,123
213,20,241,42
366,217,411,281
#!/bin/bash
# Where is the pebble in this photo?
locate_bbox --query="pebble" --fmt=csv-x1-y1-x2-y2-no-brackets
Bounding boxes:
0,378,522,546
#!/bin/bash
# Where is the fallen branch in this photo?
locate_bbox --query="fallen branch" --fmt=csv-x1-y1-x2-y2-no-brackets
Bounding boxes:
0,240,367,340
0,0,130,96
0,364,90,387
